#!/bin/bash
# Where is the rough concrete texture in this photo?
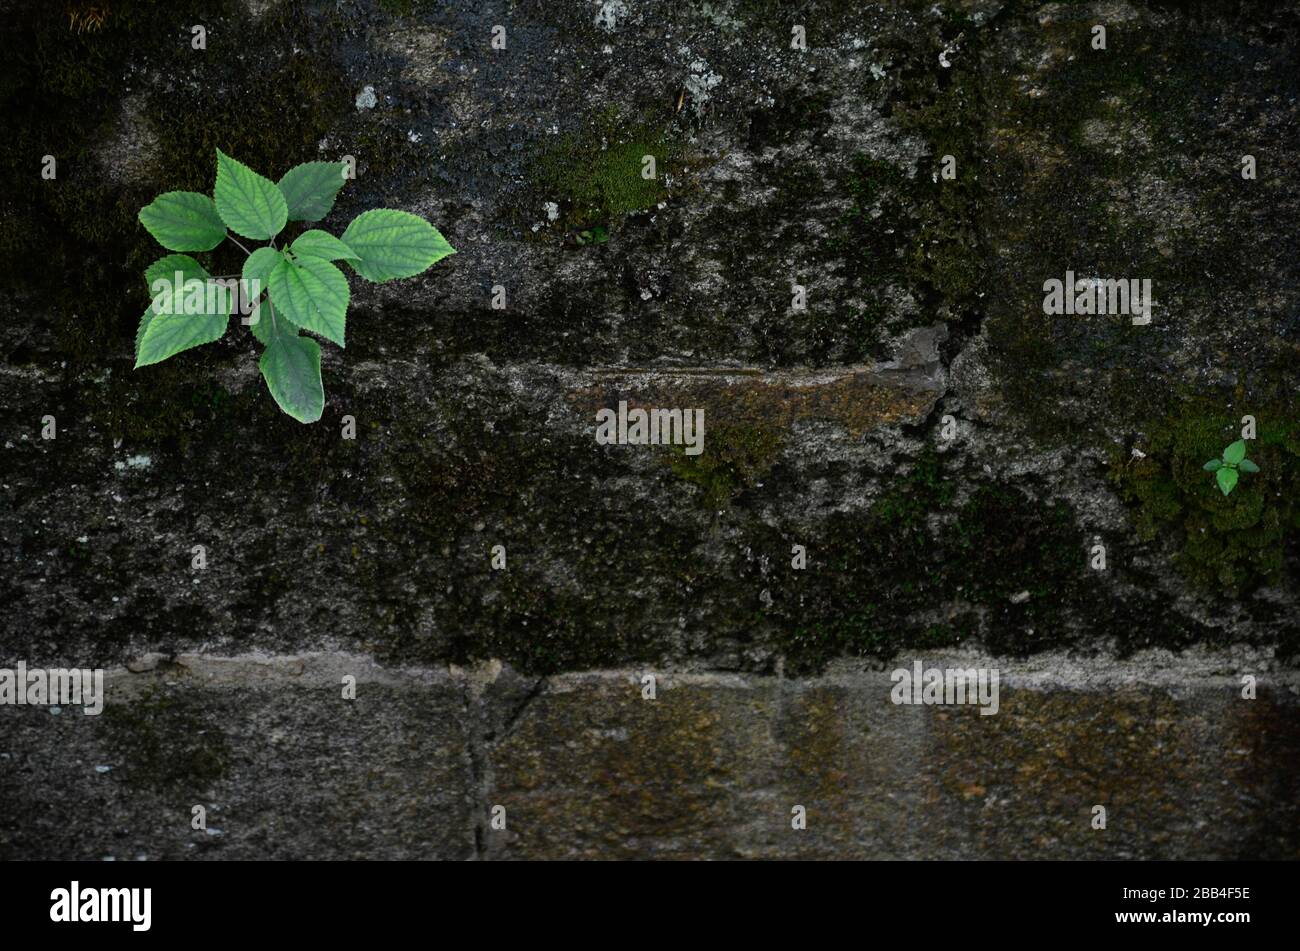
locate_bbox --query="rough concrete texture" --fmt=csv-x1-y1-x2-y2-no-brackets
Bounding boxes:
1,0,1298,857
1,652,1296,859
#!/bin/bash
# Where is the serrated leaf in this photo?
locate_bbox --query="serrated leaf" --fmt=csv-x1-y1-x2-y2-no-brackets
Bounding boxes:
1216,466,1238,496
249,302,271,345
249,297,301,346
1202,459,1221,472
1222,440,1247,466
340,208,455,282
135,308,153,357
138,192,226,251
1238,458,1260,474
145,254,206,294
242,246,283,342
135,268,233,369
243,246,281,293
215,149,288,240
277,161,349,222
291,229,360,262
261,333,324,423
137,254,222,362
268,254,349,347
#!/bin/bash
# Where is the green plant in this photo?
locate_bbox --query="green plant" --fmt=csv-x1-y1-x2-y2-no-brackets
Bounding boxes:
1111,407,1298,593
135,149,455,422
1202,439,1259,496
574,225,609,245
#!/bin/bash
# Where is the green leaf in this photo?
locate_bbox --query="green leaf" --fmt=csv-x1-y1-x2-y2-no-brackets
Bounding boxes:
214,149,288,240
145,254,205,294
1202,458,1221,471
243,246,281,289
135,308,153,358
249,298,301,346
291,229,360,262
1216,466,1238,496
135,263,233,368
268,254,349,347
138,192,226,251
1222,440,1247,466
1238,458,1260,474
141,255,210,354
249,302,272,345
277,161,349,222
261,333,324,423
242,247,282,341
242,246,281,299
138,253,220,359
340,209,455,282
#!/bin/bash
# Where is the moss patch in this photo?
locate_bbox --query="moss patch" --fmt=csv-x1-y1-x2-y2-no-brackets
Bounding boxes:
531,112,683,233
104,684,231,791
809,9,990,357
757,449,1114,672
822,155,912,293
666,424,784,508
883,8,988,313
1111,402,1300,593
977,5,1300,446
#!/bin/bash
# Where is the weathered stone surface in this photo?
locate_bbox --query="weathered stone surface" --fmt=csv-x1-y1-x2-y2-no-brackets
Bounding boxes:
3,652,1294,859
2,0,1299,859
0,656,476,860
487,658,1300,859
2,0,1297,673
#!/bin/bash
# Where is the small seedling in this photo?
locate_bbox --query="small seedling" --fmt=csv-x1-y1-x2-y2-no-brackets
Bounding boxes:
1202,439,1259,496
136,149,455,423
574,225,609,245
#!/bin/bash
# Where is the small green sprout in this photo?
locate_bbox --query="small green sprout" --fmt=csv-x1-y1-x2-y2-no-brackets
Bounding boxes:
1202,439,1260,496
574,225,609,245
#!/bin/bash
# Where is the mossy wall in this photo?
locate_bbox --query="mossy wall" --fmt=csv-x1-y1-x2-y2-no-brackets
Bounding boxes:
1,0,1297,678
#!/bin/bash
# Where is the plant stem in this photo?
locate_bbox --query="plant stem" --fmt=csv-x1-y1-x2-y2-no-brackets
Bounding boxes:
225,233,253,255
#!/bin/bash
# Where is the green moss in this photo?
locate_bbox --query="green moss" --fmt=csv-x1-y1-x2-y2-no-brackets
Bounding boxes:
760,448,1105,672
103,684,231,791
974,8,1290,446
367,393,684,673
813,11,989,354
890,38,987,310
823,155,911,289
531,112,683,233
1010,20,1198,160
665,424,784,508
440,507,701,675
1111,402,1300,593
728,0,872,40
816,152,939,355
98,371,236,449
